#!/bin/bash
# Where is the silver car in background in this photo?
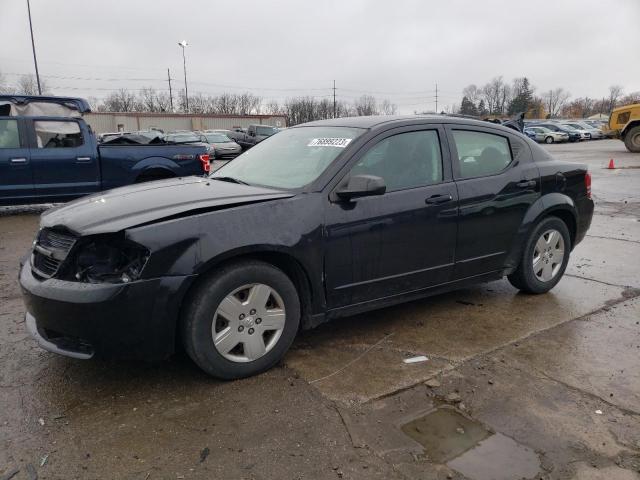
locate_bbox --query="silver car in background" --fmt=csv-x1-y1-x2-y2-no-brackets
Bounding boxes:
201,131,242,159
565,121,605,139
556,122,591,140
526,126,569,144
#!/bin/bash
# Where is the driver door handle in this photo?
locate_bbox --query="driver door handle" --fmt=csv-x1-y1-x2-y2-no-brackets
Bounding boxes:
425,194,453,205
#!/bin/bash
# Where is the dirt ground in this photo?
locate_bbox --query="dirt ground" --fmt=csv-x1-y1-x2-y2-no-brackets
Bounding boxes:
1,139,639,480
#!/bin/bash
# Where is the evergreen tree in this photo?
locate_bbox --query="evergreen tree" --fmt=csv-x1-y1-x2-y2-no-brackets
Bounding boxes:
459,96,478,116
508,77,533,115
477,99,488,116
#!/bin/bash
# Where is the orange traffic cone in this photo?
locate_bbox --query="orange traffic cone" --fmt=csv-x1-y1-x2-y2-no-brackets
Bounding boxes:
607,159,615,169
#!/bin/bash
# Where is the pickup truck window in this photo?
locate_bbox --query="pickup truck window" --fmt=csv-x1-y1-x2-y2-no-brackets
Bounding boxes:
35,120,83,148
256,126,278,136
0,119,20,148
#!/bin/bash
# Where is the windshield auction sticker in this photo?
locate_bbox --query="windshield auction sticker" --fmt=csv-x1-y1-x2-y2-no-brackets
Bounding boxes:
307,138,353,148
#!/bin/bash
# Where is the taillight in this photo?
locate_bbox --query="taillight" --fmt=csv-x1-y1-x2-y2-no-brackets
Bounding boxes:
585,171,591,198
199,154,210,173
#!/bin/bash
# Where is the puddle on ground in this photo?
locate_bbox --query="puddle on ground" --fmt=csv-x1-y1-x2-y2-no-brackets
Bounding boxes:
400,407,491,463
448,433,540,480
401,408,541,479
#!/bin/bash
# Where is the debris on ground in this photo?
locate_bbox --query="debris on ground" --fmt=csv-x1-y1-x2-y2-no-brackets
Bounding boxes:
199,447,210,463
425,378,441,388
40,454,48,467
595,409,603,415
403,355,429,364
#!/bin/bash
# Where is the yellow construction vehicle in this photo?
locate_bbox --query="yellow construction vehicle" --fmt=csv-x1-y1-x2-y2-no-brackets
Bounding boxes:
605,104,640,152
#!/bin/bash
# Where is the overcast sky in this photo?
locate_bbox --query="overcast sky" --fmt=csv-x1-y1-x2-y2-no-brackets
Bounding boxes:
1,0,639,113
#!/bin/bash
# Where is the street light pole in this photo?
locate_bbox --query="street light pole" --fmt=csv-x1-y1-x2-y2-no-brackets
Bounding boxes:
26,0,42,95
178,40,189,112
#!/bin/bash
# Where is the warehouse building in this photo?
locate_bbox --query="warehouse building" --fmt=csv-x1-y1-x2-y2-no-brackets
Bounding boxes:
84,112,287,134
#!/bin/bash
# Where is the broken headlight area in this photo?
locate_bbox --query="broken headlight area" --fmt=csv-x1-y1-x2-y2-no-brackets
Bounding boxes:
65,235,149,284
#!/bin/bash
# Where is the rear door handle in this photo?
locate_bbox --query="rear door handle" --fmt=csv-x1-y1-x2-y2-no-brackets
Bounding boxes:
516,180,536,188
9,157,28,164
425,194,453,205
76,157,92,163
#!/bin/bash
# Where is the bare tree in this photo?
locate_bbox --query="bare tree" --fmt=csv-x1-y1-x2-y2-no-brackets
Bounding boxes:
462,84,481,106
102,88,139,112
263,100,282,115
543,88,570,118
0,71,13,94
481,77,505,115
354,95,378,116
380,99,398,115
16,74,50,95
607,85,624,113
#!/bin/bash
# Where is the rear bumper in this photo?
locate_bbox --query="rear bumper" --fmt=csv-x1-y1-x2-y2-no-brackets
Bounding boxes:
575,196,594,246
19,260,195,361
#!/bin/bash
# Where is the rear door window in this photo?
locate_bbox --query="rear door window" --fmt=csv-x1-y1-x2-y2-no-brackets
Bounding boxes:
34,120,83,148
0,119,20,148
452,130,512,179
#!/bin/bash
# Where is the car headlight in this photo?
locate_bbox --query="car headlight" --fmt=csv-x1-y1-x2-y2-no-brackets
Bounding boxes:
68,234,149,284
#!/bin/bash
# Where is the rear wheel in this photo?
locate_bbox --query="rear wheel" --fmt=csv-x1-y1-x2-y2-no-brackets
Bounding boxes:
624,126,640,153
508,217,571,294
135,170,175,183
181,260,300,379
545,136,554,144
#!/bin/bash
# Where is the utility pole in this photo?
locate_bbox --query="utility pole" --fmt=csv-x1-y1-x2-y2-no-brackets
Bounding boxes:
333,80,336,118
26,0,42,95
167,68,174,112
435,83,438,113
178,40,189,112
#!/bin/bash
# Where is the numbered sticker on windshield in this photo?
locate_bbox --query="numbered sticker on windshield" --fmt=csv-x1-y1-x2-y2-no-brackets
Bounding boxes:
307,138,352,148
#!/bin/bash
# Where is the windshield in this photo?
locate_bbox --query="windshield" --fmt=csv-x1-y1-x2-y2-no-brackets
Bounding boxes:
256,126,278,136
211,126,364,189
166,133,201,143
204,133,232,143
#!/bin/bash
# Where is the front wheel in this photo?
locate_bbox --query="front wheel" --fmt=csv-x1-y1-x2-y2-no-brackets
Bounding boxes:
181,260,300,379
508,217,571,294
624,126,640,153
545,136,554,144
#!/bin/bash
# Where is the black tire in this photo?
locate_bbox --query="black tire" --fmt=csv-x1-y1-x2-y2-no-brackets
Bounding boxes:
181,260,300,379
624,126,640,153
135,171,175,183
545,136,554,144
507,216,571,294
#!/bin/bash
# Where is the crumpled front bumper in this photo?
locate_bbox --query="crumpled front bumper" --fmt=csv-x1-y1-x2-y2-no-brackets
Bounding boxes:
19,260,195,361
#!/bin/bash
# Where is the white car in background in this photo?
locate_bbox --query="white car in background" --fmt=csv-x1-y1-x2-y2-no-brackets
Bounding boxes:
565,121,605,139
525,126,569,144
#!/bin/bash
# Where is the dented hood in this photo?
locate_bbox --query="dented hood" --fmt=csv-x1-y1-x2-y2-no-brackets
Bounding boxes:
40,176,294,235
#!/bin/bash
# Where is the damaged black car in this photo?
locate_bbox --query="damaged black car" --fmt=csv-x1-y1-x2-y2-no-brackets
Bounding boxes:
20,115,593,379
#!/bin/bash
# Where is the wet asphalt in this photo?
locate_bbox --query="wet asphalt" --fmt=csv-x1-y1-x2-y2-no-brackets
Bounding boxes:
1,139,639,479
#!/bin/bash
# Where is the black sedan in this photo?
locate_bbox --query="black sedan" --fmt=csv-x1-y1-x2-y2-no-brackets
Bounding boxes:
20,115,594,379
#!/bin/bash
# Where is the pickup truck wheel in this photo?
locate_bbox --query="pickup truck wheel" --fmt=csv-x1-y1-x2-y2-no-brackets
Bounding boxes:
545,136,554,144
507,217,571,294
181,260,300,379
624,126,640,153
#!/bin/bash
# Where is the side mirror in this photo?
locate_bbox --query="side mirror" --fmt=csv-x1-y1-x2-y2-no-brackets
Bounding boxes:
335,175,386,201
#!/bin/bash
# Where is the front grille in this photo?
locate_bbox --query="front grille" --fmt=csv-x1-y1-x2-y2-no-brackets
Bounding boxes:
31,228,77,279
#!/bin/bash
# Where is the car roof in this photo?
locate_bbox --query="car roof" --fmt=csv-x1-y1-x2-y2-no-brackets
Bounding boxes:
297,114,515,132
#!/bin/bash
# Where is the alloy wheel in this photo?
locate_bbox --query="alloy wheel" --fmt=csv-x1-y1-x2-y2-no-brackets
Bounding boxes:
532,229,565,282
211,283,286,363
